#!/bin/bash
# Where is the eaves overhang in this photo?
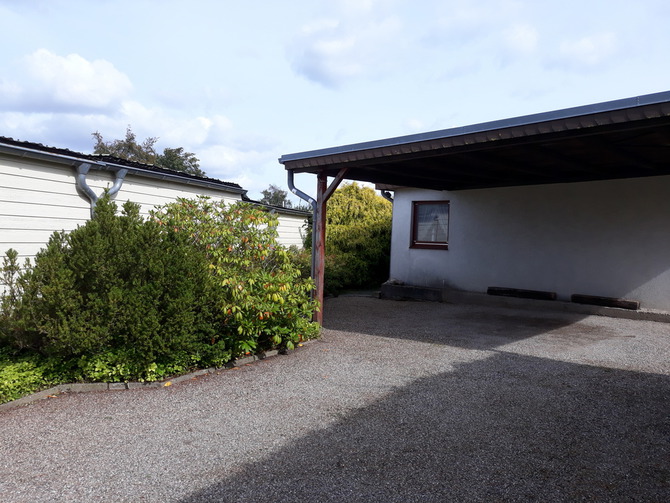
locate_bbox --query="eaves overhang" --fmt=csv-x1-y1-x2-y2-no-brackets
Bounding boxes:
279,91,670,191
0,137,246,195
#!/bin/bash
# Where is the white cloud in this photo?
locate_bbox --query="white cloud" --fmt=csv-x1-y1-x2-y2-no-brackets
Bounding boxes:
21,49,133,111
198,144,272,183
0,50,132,114
504,24,539,54
0,112,50,140
337,0,376,13
403,118,426,133
289,9,402,87
558,32,617,68
115,101,234,148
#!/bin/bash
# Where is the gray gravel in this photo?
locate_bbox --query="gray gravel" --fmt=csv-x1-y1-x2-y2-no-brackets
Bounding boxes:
1,296,669,502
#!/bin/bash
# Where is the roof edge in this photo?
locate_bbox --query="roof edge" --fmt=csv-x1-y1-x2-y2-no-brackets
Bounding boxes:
279,90,670,165
0,136,246,194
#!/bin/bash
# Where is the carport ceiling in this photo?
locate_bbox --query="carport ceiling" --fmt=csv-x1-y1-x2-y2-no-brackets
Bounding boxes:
279,91,670,191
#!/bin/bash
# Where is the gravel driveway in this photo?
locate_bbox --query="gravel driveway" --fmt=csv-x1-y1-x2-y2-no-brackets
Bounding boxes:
1,296,669,502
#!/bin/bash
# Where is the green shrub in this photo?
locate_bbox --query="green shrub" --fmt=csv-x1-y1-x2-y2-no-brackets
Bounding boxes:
0,195,318,400
2,195,219,376
151,197,319,354
0,351,48,403
301,183,392,294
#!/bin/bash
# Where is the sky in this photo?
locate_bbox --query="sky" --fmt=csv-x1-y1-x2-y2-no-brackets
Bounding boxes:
1,0,669,201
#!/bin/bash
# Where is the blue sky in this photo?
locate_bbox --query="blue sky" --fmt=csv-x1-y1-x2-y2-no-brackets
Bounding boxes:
1,0,669,200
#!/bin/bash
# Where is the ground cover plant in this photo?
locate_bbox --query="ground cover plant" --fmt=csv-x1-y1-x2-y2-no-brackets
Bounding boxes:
0,195,318,404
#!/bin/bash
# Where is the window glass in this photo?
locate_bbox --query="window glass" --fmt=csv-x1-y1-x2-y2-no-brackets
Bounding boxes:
412,201,449,248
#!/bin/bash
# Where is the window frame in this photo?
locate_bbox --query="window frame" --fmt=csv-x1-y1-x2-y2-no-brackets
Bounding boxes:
410,200,450,250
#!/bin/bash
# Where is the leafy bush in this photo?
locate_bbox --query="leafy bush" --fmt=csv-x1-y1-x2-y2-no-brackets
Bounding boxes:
0,195,223,378
0,350,49,404
0,195,318,402
152,197,319,354
302,182,392,294
0,249,23,349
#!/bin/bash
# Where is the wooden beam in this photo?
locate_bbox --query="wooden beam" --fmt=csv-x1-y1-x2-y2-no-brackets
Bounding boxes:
313,168,349,325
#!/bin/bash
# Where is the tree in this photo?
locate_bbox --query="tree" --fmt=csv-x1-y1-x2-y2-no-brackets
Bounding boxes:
260,184,293,208
297,182,392,294
156,147,205,177
92,126,205,177
326,182,392,290
92,126,157,164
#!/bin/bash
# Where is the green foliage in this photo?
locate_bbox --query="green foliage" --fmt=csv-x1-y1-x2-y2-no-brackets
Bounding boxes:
260,184,293,208
151,197,319,354
0,249,24,347
92,126,158,164
0,196,318,403
92,126,205,176
156,147,205,177
0,346,231,403
313,182,393,294
0,350,48,403
2,195,218,373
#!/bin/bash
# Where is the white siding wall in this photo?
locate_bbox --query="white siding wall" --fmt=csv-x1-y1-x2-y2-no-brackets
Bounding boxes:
390,175,670,312
84,170,242,218
275,213,308,248
1,157,91,261
0,156,304,266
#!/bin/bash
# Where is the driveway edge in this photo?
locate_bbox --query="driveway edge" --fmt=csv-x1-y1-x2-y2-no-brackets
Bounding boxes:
0,346,303,413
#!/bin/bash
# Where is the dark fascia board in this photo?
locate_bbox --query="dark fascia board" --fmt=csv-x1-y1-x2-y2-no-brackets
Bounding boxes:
0,137,246,194
279,90,670,166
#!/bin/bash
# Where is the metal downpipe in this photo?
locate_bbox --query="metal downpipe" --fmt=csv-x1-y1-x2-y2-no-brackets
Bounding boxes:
76,163,128,217
287,170,317,279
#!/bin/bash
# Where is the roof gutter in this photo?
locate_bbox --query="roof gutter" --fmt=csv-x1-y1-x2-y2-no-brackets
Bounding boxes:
380,190,393,203
0,141,246,195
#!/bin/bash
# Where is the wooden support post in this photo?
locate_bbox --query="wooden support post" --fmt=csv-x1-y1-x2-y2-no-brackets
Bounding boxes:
313,173,327,325
312,168,349,325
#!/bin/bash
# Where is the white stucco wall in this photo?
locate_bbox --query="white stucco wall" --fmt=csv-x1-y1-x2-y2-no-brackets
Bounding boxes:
0,154,304,265
390,175,670,311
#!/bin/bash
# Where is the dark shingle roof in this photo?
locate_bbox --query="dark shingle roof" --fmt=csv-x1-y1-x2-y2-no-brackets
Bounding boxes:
0,136,244,192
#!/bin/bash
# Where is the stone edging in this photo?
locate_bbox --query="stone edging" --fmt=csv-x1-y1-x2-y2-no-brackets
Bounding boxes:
0,344,313,413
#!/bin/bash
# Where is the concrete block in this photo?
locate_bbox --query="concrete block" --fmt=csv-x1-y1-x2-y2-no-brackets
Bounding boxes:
235,355,257,366
380,283,442,302
61,383,109,393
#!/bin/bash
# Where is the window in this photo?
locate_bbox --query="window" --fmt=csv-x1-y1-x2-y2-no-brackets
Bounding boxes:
411,201,449,249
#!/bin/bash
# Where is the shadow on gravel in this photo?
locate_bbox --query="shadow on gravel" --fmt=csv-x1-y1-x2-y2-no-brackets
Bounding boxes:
179,351,670,502
322,297,593,350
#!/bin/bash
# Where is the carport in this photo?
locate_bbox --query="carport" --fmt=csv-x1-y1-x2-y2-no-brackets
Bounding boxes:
279,91,670,322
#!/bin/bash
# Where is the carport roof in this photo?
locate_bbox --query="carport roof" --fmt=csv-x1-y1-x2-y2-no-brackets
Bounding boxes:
279,91,670,191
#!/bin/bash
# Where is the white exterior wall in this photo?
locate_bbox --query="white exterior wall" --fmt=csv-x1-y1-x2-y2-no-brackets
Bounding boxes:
390,175,670,311
1,157,91,261
85,171,242,218
1,155,304,265
275,213,308,248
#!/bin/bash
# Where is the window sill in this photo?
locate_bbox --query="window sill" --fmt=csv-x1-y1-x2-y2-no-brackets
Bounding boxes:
411,243,449,250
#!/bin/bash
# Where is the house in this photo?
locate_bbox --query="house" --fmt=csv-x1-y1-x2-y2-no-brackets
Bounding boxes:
0,136,308,265
280,91,670,317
